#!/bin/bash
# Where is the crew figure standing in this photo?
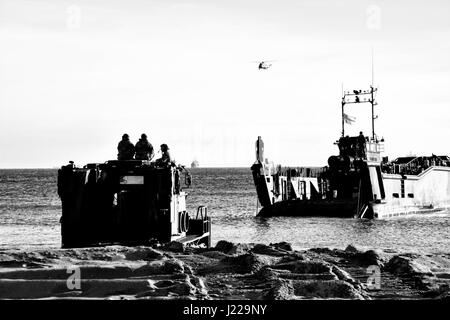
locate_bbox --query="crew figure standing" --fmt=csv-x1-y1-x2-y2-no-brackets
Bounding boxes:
357,131,366,159
135,133,154,160
117,133,135,160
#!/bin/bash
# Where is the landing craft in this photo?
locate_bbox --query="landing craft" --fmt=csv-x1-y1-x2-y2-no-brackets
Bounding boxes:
251,85,450,219
57,160,211,248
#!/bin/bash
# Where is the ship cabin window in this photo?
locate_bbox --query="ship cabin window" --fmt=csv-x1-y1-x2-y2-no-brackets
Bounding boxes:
392,193,400,198
408,193,414,198
266,177,270,183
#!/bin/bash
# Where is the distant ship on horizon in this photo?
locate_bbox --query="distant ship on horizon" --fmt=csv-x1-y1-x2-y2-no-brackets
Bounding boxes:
191,159,199,168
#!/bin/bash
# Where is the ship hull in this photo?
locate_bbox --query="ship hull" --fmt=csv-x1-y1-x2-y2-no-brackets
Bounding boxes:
258,199,358,218
372,202,450,219
258,199,450,219
251,133,450,219
253,163,450,219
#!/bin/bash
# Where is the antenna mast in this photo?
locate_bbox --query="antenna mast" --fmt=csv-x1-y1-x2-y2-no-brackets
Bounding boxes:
371,48,375,139
371,47,374,87
340,50,378,140
341,87,378,139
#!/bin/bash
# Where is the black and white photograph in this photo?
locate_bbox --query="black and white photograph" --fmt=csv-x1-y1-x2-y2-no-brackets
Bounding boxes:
0,0,449,312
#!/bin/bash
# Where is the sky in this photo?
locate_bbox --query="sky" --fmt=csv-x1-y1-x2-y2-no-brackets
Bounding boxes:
0,0,449,168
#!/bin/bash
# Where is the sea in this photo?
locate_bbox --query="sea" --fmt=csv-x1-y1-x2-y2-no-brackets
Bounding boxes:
0,168,449,254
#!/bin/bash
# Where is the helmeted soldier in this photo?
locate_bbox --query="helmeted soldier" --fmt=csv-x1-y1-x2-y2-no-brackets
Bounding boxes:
357,131,366,159
155,143,173,167
135,133,154,160
117,133,135,160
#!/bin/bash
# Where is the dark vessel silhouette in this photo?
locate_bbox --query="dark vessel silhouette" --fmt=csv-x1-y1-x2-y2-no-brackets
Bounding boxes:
58,160,211,248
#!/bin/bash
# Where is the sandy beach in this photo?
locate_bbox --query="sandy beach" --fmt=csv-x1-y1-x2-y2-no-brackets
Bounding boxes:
0,241,449,300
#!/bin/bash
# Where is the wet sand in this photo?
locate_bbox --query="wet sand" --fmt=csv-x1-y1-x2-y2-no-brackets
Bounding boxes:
0,242,449,300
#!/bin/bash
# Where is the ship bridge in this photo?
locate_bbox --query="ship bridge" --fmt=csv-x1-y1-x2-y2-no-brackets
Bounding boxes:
337,135,384,162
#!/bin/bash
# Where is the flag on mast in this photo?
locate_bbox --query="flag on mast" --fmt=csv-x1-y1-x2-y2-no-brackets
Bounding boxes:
343,113,356,124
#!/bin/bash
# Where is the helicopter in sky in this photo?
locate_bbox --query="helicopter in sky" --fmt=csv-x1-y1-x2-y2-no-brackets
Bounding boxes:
251,60,276,70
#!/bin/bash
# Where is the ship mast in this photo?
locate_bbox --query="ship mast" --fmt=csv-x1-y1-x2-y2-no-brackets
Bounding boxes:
341,86,378,140
341,51,378,140
371,48,375,140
